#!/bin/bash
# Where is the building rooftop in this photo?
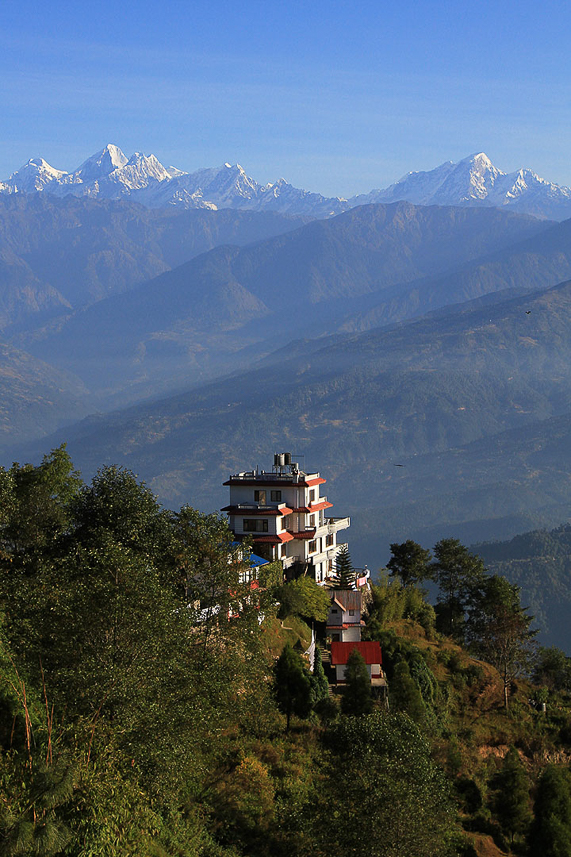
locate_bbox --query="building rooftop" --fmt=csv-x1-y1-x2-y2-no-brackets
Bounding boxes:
330,641,382,666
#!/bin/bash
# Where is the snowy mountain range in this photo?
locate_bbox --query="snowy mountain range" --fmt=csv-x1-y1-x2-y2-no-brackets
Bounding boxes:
3,145,571,220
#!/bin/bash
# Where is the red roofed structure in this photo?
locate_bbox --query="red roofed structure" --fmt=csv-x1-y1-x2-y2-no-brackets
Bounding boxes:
330,641,384,684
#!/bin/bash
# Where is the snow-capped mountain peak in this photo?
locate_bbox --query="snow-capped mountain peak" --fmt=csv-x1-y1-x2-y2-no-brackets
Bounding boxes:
6,156,68,193
74,144,129,182
3,145,571,221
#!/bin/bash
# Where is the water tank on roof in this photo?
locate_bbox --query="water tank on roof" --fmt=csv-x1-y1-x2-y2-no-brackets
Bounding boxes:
284,452,292,465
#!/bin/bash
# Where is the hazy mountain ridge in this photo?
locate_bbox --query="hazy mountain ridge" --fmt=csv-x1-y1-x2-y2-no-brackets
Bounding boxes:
5,145,571,220
21,201,550,404
0,194,308,333
0,339,91,444
13,275,571,571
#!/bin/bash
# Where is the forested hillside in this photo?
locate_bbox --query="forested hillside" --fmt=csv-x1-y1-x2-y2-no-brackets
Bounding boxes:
3,449,571,856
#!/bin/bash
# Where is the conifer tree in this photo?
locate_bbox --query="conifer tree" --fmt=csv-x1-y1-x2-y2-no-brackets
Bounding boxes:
488,747,531,844
390,661,425,722
341,649,372,716
273,643,312,730
310,646,330,706
335,543,355,589
529,765,571,856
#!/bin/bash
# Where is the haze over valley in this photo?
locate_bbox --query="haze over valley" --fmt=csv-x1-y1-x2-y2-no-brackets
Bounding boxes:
4,149,571,646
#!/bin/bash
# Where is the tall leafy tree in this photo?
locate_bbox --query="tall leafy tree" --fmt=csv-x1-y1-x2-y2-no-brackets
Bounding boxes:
341,648,372,716
387,540,433,587
533,646,571,692
467,575,536,709
0,445,82,565
318,712,458,856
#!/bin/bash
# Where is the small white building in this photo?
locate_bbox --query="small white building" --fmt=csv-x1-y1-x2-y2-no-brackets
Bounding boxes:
326,590,364,643
222,453,350,584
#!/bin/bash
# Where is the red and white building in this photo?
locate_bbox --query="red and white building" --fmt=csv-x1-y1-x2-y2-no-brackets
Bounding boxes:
222,453,350,584
330,641,385,687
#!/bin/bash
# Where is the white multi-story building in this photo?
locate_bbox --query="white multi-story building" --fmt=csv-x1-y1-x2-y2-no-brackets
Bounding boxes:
222,453,350,584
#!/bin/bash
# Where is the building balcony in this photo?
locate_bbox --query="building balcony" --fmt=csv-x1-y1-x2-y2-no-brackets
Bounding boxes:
325,516,350,533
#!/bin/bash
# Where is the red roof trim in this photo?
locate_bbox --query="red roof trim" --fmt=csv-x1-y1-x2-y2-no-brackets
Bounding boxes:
309,500,333,512
289,530,316,540
330,641,382,666
250,532,294,544
306,477,326,487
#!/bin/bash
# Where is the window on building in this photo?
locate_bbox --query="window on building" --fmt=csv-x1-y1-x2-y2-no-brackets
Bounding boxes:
254,490,266,504
308,539,317,553
331,608,338,614
243,519,269,533
270,490,282,501
309,489,316,502
309,514,315,527
280,543,287,558
326,534,334,547
328,559,333,572
349,610,355,616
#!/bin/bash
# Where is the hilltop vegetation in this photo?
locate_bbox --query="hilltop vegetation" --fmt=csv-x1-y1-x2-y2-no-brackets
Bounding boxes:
2,448,571,855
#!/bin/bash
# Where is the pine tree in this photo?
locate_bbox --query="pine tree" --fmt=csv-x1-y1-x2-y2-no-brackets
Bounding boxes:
488,747,531,844
310,646,330,706
529,765,571,856
390,661,425,722
273,643,312,730
335,543,355,589
341,649,372,716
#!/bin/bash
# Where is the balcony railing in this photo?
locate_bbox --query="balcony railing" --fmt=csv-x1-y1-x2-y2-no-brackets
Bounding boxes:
325,516,351,533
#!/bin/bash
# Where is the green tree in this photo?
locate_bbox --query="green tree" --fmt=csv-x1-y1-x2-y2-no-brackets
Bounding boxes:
334,543,355,589
341,648,373,716
488,747,531,844
273,643,312,730
390,661,425,722
275,576,330,622
467,575,537,709
533,646,571,692
432,538,486,640
318,712,457,856
310,646,330,706
529,765,571,857
0,445,82,566
387,540,433,587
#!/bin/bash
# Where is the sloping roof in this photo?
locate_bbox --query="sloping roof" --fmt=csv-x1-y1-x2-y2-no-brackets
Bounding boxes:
330,590,362,611
330,641,382,666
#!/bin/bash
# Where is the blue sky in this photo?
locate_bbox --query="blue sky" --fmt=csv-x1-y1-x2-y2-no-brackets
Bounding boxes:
1,0,571,196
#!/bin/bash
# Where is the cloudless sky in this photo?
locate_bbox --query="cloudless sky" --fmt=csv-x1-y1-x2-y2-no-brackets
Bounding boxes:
1,0,571,195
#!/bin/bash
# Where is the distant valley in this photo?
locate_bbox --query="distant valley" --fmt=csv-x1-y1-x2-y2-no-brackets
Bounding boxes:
2,164,571,609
